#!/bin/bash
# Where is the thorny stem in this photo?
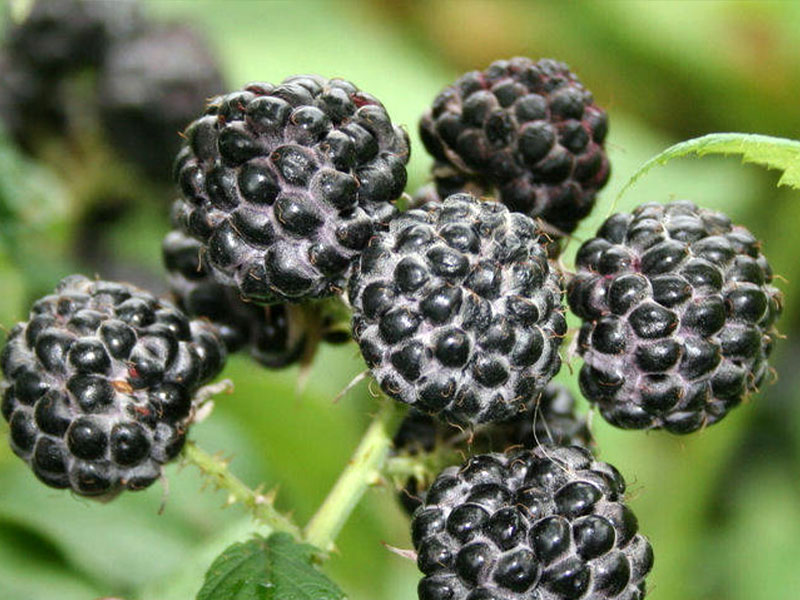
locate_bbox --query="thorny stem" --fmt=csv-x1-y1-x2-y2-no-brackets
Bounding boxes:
304,398,404,553
183,394,407,557
182,441,303,540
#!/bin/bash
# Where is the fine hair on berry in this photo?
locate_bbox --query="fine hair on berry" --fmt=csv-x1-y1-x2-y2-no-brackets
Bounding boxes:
172,74,410,304
349,193,566,425
568,200,783,433
0,275,227,498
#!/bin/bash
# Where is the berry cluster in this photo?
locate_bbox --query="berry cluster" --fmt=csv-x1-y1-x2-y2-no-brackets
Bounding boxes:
0,17,786,598
349,194,565,425
0,0,142,146
98,23,225,180
1,276,225,497
568,201,783,433
171,75,410,303
419,57,610,241
413,447,652,600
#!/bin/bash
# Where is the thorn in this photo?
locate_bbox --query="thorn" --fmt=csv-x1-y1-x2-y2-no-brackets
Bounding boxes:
294,305,323,397
586,405,596,433
191,400,215,424
195,379,235,403
295,361,314,397
381,541,417,562
768,366,779,385
366,470,384,487
210,452,232,472
366,378,381,398
263,487,279,504
157,473,170,515
333,370,370,403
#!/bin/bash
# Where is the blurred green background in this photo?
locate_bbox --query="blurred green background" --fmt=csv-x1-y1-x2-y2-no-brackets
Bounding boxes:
1,1,799,599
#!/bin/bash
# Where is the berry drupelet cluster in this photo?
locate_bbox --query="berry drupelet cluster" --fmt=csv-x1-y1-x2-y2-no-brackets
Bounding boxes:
0,276,226,497
419,57,610,239
412,446,653,600
349,193,566,425
171,75,410,304
568,201,783,433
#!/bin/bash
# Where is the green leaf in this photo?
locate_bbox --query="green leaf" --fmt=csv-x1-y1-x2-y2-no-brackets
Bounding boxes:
197,533,346,600
617,133,800,203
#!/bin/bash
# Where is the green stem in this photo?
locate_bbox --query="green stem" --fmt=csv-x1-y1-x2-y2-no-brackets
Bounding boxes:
383,446,464,488
182,441,302,540
382,455,426,479
304,399,404,553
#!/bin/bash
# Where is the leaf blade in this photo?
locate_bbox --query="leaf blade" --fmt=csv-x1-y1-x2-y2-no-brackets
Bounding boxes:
197,536,269,600
196,533,346,600
617,133,800,203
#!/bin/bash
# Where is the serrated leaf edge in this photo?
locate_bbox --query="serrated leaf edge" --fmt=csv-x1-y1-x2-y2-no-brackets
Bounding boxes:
616,132,800,205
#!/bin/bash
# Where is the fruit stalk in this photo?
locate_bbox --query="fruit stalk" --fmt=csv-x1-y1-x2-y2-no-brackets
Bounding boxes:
182,441,302,539
304,398,404,553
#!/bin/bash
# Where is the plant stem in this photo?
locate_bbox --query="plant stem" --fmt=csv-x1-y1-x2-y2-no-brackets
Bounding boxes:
383,453,440,481
383,446,464,491
304,399,404,553
182,441,303,540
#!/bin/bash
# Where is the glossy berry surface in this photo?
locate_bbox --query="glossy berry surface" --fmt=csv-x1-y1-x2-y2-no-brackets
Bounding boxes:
419,57,609,238
0,275,226,497
163,230,306,368
350,193,566,425
568,200,783,433
412,446,653,600
171,75,409,304
395,383,593,515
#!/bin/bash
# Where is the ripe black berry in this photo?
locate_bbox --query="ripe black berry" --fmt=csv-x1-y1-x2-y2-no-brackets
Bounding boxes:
350,193,566,425
171,75,409,304
568,200,783,433
1,275,227,497
419,57,609,239
5,0,142,75
0,0,142,147
412,446,652,600
98,23,225,181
